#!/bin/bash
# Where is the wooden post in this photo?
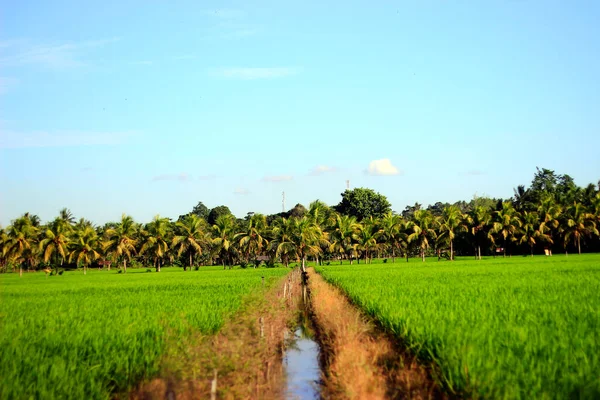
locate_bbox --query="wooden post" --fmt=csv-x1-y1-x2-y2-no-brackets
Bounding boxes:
210,369,217,400
262,276,265,289
260,317,264,338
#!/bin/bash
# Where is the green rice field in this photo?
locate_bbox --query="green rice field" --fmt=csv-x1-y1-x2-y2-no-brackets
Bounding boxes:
316,255,600,399
0,267,288,400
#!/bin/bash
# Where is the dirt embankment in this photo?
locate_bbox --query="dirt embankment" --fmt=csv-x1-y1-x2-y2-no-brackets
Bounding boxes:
307,268,446,400
131,269,302,400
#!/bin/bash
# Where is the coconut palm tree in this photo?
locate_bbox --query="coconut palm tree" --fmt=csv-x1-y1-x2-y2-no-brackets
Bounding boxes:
269,217,297,267
518,211,551,257
139,215,171,272
407,210,438,262
69,226,100,274
212,214,237,269
329,214,360,264
235,213,268,266
103,214,138,273
492,202,522,257
537,196,562,253
470,206,494,260
0,226,9,273
307,200,334,264
357,218,380,263
437,205,468,260
290,216,326,272
59,208,76,225
379,213,407,263
6,215,39,276
561,202,598,255
172,214,207,271
39,217,71,273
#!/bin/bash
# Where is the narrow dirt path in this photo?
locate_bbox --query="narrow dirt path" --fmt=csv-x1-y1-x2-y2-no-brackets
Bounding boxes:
307,268,446,400
131,270,302,400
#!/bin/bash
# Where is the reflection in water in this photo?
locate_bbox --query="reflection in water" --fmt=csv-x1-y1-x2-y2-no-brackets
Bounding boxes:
284,284,321,399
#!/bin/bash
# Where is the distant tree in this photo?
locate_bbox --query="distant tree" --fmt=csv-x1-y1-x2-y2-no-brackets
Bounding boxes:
329,214,360,264
379,212,407,263
207,205,233,226
357,217,381,263
335,188,391,221
562,202,598,255
211,214,237,268
235,213,268,265
69,226,100,275
407,210,438,262
172,214,207,271
7,214,39,276
289,203,307,219
103,214,138,273
269,217,296,267
39,218,71,274
518,211,551,257
290,216,325,272
59,208,76,225
492,202,522,257
470,206,494,260
437,205,468,260
139,215,171,272
401,202,422,220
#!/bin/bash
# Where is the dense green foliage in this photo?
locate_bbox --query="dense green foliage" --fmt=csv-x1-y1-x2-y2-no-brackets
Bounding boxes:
316,255,600,399
2,168,599,275
0,267,288,399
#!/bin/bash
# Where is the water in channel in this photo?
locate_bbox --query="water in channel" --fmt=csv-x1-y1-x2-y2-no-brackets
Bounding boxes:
284,283,321,399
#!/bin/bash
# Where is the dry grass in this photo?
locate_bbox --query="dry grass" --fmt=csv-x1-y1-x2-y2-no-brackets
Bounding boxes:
131,269,302,400
307,268,445,400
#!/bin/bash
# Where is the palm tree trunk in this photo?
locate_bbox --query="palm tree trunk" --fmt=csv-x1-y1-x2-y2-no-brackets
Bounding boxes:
503,239,506,258
530,245,533,257
123,259,127,273
301,256,306,273
422,249,425,262
578,236,581,255
84,264,87,275
189,252,193,271
19,265,23,277
478,245,481,260
392,248,395,263
450,240,454,261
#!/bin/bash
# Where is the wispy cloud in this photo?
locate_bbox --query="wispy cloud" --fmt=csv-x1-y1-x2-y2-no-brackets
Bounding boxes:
0,130,137,149
212,67,300,80
309,165,336,176
0,37,120,69
262,175,293,182
365,158,402,176
234,187,250,195
152,173,191,182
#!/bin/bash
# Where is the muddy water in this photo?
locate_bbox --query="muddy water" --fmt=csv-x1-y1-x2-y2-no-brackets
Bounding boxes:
284,284,321,399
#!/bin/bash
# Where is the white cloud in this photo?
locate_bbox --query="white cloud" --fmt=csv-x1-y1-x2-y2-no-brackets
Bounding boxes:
262,175,293,182
212,67,300,80
0,37,120,69
309,165,336,176
365,158,402,176
152,173,190,182
0,130,137,149
234,187,250,195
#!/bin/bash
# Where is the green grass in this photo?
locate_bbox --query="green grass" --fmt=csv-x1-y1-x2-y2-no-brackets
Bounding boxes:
0,266,288,400
316,254,600,399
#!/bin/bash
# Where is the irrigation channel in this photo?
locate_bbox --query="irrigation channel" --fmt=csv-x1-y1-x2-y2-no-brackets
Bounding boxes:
283,271,322,399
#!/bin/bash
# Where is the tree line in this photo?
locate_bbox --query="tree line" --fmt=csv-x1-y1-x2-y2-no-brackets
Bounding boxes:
1,168,599,275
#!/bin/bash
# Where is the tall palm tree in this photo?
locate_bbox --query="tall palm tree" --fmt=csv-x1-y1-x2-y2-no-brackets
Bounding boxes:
59,208,76,225
103,214,138,273
139,215,171,272
212,214,237,269
172,214,207,271
39,218,71,273
291,216,326,272
407,210,438,262
357,218,380,264
235,213,268,266
492,202,522,257
537,196,562,254
470,206,494,260
561,202,598,255
7,215,38,276
0,226,9,273
307,200,334,264
379,213,407,263
518,211,551,257
437,205,468,260
69,226,100,274
269,217,297,267
329,214,360,264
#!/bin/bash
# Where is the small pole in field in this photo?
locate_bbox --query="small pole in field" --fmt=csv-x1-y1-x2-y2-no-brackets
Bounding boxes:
283,282,288,299
211,369,217,400
262,276,265,289
260,317,264,338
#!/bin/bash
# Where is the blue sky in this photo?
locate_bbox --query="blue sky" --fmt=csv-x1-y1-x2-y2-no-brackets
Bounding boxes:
1,0,599,225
